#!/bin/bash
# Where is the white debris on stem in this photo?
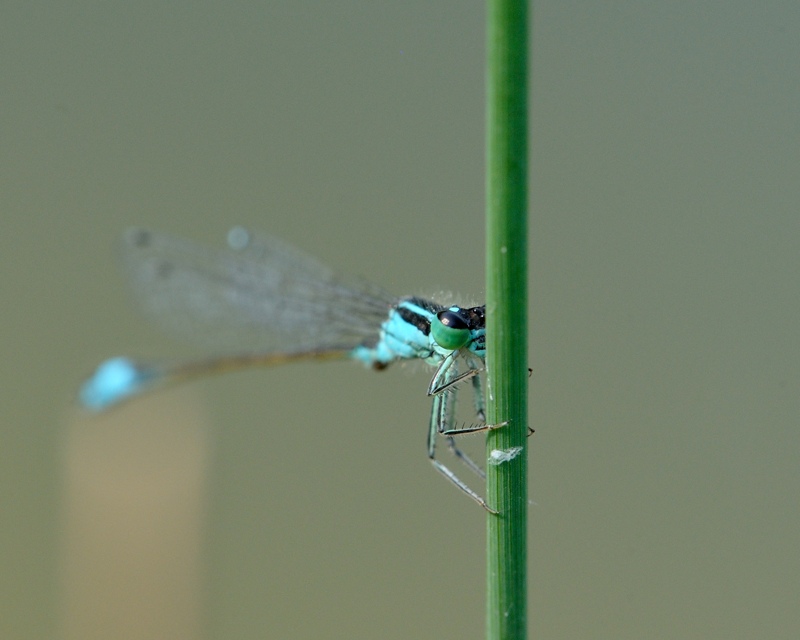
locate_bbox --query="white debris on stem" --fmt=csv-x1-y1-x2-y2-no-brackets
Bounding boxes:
488,446,523,465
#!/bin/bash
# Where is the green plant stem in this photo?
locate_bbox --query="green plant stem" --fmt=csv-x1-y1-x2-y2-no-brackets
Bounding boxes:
485,0,529,638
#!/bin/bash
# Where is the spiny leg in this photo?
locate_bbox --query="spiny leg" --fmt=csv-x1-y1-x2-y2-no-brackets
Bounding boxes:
428,354,487,422
431,358,505,477
454,357,509,434
428,363,481,396
438,406,506,481
430,354,491,475
443,368,494,479
427,390,497,513
426,356,505,513
435,360,488,479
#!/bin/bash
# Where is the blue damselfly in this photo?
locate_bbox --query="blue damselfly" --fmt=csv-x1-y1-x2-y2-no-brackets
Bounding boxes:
80,227,504,511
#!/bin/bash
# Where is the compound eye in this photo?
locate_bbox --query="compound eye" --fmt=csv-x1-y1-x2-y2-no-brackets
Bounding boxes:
431,309,471,350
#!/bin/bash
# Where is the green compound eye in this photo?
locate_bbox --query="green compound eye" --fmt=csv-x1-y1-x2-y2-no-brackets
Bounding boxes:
431,309,471,350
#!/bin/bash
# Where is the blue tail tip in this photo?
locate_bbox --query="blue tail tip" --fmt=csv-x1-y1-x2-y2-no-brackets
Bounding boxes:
80,357,143,411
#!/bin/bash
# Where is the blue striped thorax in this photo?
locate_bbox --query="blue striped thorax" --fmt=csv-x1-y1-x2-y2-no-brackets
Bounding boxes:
350,298,486,368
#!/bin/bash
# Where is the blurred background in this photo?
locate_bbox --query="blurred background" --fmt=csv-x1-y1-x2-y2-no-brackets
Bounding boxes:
3,2,799,638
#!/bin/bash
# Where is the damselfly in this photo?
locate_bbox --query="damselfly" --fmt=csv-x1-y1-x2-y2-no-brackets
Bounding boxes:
80,227,504,512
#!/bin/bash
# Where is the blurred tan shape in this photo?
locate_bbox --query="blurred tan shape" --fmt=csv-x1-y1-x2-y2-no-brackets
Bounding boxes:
61,389,210,640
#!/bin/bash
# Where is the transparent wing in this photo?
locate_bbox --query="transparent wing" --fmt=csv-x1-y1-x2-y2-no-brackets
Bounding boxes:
118,227,396,353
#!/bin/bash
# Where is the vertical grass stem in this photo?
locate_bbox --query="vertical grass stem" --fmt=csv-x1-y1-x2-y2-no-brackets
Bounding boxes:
485,0,529,638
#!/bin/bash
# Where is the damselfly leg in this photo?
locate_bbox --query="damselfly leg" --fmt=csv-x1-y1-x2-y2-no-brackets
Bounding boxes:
426,351,506,513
